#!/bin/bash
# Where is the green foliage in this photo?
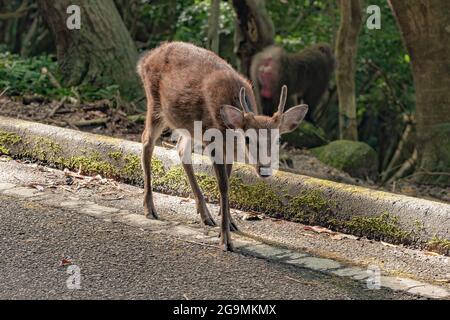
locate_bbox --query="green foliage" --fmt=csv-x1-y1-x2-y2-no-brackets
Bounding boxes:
356,0,415,119
0,52,61,97
268,0,414,166
138,0,234,48
173,0,234,46
282,121,328,149
354,1,414,164
268,0,337,51
0,0,417,171
0,51,121,102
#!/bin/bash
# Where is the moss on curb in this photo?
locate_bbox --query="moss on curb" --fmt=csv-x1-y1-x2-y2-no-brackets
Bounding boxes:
230,177,283,213
284,190,331,224
427,236,450,255
123,154,141,181
0,131,22,155
108,151,123,161
333,212,413,244
66,152,118,177
24,137,63,162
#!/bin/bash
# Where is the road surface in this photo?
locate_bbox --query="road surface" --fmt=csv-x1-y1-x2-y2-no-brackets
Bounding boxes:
0,159,447,299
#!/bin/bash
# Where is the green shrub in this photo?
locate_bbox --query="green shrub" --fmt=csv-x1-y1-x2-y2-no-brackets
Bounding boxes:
0,51,121,102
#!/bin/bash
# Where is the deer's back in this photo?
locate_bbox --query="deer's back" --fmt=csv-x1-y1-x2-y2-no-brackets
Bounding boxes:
138,42,253,132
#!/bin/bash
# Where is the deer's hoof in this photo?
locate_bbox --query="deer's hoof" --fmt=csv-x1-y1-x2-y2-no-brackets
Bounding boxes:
220,241,235,252
203,216,217,227
230,220,239,232
198,204,216,227
220,233,234,252
144,207,159,219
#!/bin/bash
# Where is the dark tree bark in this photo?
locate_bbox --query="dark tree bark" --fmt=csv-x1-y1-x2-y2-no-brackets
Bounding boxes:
113,0,140,39
207,0,221,54
335,0,362,141
232,0,274,77
38,0,141,100
389,0,450,185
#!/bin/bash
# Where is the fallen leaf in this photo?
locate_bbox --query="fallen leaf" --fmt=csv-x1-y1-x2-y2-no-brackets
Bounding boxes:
24,183,45,191
304,225,335,234
400,187,416,195
23,238,38,243
60,258,72,267
435,279,450,283
381,241,398,248
242,213,263,221
304,225,359,241
424,251,440,256
302,233,315,238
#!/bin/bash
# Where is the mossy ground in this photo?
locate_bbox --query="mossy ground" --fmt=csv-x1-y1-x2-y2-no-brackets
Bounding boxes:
311,140,378,179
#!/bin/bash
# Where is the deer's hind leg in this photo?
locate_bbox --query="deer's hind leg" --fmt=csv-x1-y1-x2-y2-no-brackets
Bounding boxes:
213,163,234,252
142,115,165,219
177,135,216,227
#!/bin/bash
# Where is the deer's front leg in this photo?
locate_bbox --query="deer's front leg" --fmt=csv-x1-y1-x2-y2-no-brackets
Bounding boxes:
213,163,234,252
177,135,216,227
217,164,238,232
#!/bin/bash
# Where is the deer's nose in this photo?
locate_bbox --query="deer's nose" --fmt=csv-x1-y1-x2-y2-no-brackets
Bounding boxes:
259,167,273,178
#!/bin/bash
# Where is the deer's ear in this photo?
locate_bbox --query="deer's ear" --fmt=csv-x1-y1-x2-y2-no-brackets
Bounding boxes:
279,105,308,134
220,105,245,129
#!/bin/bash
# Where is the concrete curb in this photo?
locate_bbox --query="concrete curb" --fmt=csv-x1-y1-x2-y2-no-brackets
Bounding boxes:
0,116,449,250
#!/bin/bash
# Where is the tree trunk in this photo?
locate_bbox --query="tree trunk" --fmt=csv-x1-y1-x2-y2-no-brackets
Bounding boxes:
231,0,274,77
207,0,220,54
113,0,140,39
389,0,450,185
335,0,362,141
37,0,141,101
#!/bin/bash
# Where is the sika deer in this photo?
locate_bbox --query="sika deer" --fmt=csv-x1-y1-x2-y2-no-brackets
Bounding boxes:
137,42,308,251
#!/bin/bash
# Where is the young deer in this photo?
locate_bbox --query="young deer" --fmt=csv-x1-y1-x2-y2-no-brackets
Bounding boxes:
137,42,308,251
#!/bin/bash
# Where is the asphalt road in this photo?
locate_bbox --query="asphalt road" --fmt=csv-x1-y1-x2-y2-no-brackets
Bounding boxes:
0,194,418,300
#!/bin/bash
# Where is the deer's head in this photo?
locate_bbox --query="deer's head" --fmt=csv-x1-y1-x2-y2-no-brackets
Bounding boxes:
220,85,308,178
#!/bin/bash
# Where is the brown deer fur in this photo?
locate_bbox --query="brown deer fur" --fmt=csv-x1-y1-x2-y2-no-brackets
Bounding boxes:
137,42,308,251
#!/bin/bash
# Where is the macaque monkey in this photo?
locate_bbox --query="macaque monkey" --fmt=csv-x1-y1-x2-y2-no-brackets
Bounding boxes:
251,43,335,120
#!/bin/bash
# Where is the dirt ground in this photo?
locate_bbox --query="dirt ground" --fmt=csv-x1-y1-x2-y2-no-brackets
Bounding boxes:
0,95,448,204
